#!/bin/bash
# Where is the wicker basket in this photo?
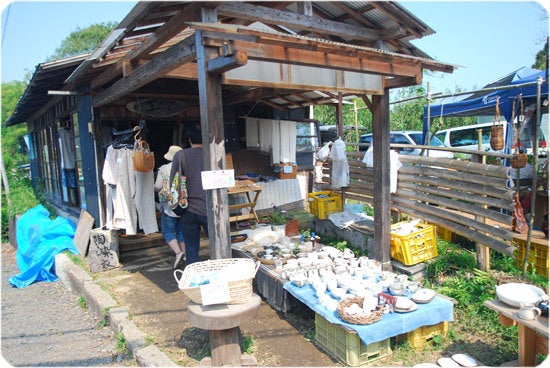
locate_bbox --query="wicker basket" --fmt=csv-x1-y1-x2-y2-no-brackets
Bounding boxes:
490,125,504,150
510,153,528,168
174,258,259,305
337,297,384,325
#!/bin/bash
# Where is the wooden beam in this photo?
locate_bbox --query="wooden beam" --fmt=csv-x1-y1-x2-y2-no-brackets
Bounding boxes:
196,25,231,260
164,64,198,80
192,22,455,74
92,36,196,107
91,4,202,90
216,2,382,42
207,50,247,73
372,91,391,266
296,1,312,16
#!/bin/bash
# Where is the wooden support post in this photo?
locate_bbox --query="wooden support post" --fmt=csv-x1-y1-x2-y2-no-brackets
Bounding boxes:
474,130,490,271
195,9,232,261
372,91,391,266
77,84,100,227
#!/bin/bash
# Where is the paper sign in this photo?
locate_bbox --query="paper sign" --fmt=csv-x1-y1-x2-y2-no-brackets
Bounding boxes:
283,165,294,173
201,169,235,190
200,282,231,305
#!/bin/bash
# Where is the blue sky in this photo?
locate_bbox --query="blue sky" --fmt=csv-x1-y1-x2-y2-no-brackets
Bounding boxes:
1,1,548,94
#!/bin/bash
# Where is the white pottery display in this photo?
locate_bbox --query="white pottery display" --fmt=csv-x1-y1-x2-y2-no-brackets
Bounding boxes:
496,283,547,307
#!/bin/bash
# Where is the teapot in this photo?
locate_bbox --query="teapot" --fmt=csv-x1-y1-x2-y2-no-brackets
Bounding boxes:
519,303,542,320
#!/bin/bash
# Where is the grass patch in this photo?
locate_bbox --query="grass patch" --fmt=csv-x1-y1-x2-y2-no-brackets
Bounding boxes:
77,295,87,309
115,332,127,353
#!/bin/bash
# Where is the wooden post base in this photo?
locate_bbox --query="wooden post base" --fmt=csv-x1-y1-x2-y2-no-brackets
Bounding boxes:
188,294,261,367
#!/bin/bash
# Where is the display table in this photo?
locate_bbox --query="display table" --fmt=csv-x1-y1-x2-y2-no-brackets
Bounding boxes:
284,282,454,345
232,248,292,312
228,180,263,223
484,299,549,366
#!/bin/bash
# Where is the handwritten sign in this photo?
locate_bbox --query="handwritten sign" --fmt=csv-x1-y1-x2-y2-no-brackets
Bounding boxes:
200,282,231,305
201,169,235,190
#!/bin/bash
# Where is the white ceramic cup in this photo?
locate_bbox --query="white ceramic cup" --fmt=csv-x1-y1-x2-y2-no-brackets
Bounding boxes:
519,303,542,320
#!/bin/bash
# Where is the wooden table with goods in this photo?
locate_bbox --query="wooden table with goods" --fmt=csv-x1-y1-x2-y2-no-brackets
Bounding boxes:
484,299,549,366
227,180,263,224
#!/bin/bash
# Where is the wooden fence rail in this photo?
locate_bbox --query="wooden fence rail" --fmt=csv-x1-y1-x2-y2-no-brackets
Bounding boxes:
321,151,518,256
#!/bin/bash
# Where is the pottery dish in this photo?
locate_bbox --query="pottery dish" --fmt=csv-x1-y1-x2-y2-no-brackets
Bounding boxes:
496,283,547,307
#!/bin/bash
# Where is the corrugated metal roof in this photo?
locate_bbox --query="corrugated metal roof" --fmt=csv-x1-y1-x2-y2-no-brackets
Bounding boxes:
5,1,454,126
5,55,88,126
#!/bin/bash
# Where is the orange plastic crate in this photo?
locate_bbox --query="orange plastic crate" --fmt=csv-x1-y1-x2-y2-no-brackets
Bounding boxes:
390,222,438,265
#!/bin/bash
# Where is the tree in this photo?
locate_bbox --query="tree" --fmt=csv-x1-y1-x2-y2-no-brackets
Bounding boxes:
390,86,426,131
532,38,548,70
48,22,117,60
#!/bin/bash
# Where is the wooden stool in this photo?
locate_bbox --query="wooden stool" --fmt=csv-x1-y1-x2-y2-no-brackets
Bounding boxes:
187,294,261,366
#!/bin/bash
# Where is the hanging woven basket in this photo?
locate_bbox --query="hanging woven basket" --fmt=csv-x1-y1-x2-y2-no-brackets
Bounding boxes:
490,125,504,151
510,153,528,169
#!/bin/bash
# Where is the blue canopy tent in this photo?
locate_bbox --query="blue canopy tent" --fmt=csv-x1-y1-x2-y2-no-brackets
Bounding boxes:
423,67,549,154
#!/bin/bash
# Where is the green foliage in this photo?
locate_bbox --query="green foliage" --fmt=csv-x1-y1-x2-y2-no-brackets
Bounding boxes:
115,332,127,353
77,295,87,309
390,86,426,131
48,22,117,60
320,236,368,257
241,335,254,354
313,97,372,136
266,207,288,225
532,38,548,70
362,203,374,216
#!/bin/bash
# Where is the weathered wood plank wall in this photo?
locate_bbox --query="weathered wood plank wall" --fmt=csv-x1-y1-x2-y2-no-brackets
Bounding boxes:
321,151,517,256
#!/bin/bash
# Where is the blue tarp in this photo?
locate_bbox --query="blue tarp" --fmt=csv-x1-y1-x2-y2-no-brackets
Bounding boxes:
423,67,549,154
9,205,78,288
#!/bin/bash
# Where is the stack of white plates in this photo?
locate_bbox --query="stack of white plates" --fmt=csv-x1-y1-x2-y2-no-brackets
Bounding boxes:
394,296,418,313
412,288,436,304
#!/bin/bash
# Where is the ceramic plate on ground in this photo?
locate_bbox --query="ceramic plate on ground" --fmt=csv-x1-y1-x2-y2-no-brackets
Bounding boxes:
438,357,460,368
412,288,436,304
496,283,546,307
452,353,478,367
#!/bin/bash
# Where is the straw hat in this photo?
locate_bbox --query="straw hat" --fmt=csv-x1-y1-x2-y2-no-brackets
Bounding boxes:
164,145,182,161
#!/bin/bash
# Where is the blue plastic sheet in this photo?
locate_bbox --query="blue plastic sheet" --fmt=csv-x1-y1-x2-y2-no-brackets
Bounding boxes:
9,205,78,288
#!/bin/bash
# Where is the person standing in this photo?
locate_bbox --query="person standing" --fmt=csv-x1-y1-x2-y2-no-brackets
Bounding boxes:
170,124,208,265
154,145,186,268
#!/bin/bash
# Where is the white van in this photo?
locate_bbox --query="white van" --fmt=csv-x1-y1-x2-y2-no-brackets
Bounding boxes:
434,122,507,153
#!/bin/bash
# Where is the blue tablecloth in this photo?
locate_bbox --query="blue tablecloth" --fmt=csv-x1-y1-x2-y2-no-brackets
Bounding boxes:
284,282,454,345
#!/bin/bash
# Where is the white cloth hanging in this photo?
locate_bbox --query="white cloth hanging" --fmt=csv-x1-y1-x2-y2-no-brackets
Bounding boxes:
59,128,76,169
245,117,259,148
329,138,349,189
103,146,158,235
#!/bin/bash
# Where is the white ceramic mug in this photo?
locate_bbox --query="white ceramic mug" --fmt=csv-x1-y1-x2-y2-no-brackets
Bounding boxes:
519,303,542,320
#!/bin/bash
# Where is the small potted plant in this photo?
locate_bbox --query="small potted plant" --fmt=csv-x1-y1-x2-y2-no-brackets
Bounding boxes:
269,206,287,235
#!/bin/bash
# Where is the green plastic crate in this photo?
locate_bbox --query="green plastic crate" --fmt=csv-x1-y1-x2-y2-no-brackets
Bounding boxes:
315,313,392,366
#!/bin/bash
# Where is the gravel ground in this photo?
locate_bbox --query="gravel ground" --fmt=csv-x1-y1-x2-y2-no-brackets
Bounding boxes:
1,242,136,367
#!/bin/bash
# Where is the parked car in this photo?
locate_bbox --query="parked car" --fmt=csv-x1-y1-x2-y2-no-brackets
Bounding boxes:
359,131,454,158
433,122,506,153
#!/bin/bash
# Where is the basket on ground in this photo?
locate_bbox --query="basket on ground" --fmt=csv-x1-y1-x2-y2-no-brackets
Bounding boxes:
174,258,259,305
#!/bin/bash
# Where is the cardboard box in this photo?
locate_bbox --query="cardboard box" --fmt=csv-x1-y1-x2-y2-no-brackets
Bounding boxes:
274,163,297,179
